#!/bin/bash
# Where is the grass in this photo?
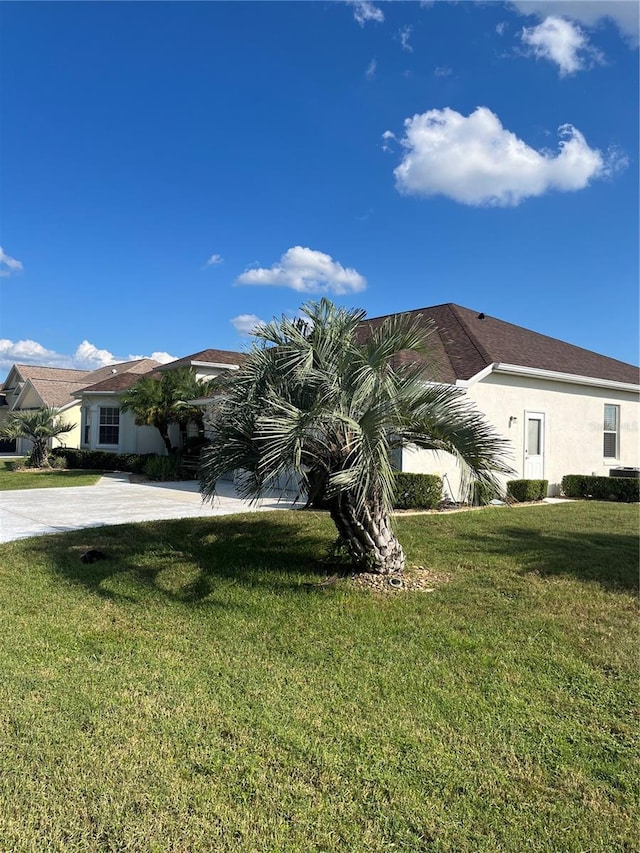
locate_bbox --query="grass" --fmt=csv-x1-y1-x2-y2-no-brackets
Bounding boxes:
0,502,637,852
0,459,102,490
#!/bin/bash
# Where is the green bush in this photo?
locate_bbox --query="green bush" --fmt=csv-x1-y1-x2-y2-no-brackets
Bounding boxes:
144,454,182,481
51,448,152,474
49,455,68,470
561,474,639,503
472,480,502,506
507,479,548,502
393,473,442,509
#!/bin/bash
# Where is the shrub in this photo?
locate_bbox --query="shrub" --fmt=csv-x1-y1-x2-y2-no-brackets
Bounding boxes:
472,480,502,506
561,474,639,503
144,454,182,481
51,448,152,474
507,479,548,502
393,473,442,510
4,458,28,471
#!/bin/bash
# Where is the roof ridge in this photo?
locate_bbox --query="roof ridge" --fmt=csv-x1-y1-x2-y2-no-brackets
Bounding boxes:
447,304,493,367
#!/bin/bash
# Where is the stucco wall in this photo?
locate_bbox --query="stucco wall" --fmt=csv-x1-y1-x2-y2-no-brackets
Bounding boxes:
54,402,82,450
402,372,639,498
80,397,166,455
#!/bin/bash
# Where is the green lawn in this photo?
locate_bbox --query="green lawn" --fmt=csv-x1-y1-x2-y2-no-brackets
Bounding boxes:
0,502,637,852
0,460,102,490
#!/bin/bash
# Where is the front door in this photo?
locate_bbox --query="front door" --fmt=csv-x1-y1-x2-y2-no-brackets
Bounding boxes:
524,411,545,479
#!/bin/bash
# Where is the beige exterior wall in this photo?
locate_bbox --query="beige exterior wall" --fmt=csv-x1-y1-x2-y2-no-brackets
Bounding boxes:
0,387,81,455
80,396,166,455
54,402,82,450
402,372,639,499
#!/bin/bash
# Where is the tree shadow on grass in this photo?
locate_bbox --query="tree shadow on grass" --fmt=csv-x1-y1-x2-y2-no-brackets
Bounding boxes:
27,512,336,605
454,525,638,593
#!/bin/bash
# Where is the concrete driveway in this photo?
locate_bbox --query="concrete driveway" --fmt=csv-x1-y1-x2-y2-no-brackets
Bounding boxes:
0,474,299,543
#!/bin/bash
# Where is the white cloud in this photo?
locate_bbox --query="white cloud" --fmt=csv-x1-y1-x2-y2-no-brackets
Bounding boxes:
0,247,23,277
351,1,384,27
522,16,603,75
0,338,176,373
388,106,621,207
399,25,413,52
205,253,223,266
496,21,508,36
381,129,396,153
231,314,267,337
236,246,367,295
365,58,377,80
434,65,453,77
74,340,120,369
510,1,639,44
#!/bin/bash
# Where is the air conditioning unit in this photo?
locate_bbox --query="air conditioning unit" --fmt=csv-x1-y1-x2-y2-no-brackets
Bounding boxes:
609,467,640,478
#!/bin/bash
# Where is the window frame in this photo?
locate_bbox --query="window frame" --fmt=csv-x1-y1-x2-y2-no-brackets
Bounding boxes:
603,404,620,460
81,406,91,446
98,406,120,447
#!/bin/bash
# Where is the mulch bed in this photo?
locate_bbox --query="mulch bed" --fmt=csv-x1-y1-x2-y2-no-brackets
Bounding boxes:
349,565,452,594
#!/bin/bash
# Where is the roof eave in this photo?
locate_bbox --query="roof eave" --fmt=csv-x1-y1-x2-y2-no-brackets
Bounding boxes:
158,360,240,372
459,362,639,393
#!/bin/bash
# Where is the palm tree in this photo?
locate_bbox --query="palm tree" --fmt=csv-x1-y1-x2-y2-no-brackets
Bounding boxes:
200,299,512,575
120,367,214,455
0,407,74,468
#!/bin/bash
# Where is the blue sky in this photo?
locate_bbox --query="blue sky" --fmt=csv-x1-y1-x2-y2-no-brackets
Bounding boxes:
1,0,638,372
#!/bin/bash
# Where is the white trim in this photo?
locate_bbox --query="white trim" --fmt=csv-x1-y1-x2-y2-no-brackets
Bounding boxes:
188,361,240,371
58,398,81,413
11,379,39,411
455,364,495,388
524,410,545,479
459,362,639,393
157,360,240,372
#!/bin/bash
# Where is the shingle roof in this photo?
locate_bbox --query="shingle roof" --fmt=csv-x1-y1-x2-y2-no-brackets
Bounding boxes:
160,348,245,369
3,358,162,405
80,358,160,385
75,359,161,393
79,371,160,394
26,377,89,408
12,364,88,383
361,303,639,385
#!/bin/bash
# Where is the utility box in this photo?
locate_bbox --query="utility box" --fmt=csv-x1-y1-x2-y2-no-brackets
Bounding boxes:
609,467,640,478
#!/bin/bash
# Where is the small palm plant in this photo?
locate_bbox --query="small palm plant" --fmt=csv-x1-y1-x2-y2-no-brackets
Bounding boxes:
200,299,512,575
121,368,215,455
0,407,74,468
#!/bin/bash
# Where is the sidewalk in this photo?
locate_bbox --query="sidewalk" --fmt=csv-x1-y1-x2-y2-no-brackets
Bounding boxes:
0,474,299,543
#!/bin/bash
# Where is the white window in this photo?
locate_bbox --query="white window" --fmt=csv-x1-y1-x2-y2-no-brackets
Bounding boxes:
603,404,619,459
82,407,91,445
99,406,120,446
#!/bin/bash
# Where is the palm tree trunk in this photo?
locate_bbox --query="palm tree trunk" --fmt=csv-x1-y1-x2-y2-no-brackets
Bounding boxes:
31,440,49,468
329,493,405,574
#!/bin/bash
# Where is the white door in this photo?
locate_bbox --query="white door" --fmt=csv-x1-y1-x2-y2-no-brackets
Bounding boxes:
524,411,545,479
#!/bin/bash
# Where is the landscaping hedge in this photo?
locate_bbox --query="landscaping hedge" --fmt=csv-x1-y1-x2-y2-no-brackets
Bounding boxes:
393,473,442,510
472,480,502,506
506,479,548,502
561,474,640,503
51,448,154,474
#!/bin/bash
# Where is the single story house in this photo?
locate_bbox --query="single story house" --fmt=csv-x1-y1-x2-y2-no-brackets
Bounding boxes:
73,349,244,455
0,359,161,455
2,306,637,499
361,303,639,498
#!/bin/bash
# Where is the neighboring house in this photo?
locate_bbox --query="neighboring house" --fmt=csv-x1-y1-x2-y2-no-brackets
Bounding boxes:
0,364,89,454
155,348,244,382
361,303,639,498
4,309,637,496
74,349,243,454
0,359,161,456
